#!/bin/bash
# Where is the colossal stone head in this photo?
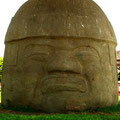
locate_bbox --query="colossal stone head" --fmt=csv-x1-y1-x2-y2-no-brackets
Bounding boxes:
2,0,118,112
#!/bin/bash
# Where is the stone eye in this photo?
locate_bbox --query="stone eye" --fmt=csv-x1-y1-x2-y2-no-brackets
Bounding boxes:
28,53,49,62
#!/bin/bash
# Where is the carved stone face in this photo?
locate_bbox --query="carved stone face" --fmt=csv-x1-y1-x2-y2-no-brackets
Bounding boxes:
2,37,117,112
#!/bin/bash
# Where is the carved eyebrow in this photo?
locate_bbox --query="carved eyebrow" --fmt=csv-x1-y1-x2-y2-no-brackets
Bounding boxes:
24,44,54,51
26,52,49,58
76,51,99,58
24,43,74,51
23,44,54,57
73,46,100,58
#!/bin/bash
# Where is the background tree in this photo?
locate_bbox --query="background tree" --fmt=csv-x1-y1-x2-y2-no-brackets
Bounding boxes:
0,57,3,82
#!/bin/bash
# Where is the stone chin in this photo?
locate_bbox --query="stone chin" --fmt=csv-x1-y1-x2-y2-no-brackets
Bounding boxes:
37,75,89,112
40,90,90,113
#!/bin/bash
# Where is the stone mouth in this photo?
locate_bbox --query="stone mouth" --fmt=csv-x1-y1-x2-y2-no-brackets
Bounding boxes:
42,84,87,94
42,75,88,94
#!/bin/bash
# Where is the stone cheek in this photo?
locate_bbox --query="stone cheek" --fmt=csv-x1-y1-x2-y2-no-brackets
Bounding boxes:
2,38,118,112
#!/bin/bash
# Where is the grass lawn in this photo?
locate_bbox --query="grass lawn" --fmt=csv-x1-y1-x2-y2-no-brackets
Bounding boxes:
0,113,120,120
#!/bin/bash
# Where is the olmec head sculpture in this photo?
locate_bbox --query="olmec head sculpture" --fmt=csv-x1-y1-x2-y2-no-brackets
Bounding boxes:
2,0,118,112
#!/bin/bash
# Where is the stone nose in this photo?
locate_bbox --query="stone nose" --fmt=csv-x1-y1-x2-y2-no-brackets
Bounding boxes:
47,51,82,74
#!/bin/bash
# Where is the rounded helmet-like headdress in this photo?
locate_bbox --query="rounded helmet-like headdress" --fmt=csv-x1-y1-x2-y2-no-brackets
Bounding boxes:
5,0,117,44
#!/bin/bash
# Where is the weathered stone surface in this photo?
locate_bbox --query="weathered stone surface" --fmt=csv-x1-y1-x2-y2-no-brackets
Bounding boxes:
2,0,118,113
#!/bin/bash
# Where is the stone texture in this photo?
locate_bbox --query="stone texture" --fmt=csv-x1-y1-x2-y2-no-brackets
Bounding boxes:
2,0,118,113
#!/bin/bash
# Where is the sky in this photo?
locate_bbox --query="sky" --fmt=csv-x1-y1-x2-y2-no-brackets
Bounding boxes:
0,0,120,57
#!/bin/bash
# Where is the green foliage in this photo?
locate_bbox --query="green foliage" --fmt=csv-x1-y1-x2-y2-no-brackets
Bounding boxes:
0,57,3,82
0,57,3,71
0,92,1,103
0,75,1,82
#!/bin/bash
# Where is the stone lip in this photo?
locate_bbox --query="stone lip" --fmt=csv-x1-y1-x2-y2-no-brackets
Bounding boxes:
41,74,88,94
42,84,87,94
5,0,116,43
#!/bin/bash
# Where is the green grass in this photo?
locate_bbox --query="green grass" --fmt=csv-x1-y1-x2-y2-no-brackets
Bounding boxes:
0,113,120,120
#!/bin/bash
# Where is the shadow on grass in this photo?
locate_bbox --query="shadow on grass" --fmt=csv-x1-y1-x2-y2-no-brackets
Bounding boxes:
0,104,41,114
0,102,120,114
85,104,120,114
0,103,120,120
